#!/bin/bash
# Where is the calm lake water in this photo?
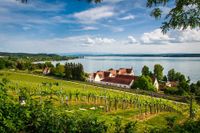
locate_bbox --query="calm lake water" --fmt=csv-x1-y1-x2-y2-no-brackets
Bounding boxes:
50,56,200,82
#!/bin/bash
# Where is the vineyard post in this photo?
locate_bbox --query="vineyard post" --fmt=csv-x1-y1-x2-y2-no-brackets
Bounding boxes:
104,96,108,112
60,88,63,105
108,97,111,112
189,94,195,119
149,103,152,114
39,85,42,104
122,99,125,110
114,97,118,110
145,101,148,115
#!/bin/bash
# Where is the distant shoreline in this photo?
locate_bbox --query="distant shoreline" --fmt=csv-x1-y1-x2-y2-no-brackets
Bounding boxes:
81,53,200,57
1,52,200,57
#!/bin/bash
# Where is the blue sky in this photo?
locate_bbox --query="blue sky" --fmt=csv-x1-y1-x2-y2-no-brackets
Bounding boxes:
0,0,200,54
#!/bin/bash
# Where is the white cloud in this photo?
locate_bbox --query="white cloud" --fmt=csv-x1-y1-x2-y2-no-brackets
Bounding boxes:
125,36,138,44
0,33,200,54
140,28,200,44
73,6,115,24
140,29,174,44
0,34,116,53
172,28,200,43
82,37,116,46
119,15,135,20
82,26,98,31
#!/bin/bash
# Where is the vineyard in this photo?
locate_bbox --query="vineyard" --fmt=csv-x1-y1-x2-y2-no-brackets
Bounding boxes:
0,71,194,132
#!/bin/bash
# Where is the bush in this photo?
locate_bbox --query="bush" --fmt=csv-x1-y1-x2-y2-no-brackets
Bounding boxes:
150,117,200,133
164,87,178,95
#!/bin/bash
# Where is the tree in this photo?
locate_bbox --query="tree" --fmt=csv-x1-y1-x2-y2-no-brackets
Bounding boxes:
148,0,200,33
16,61,25,70
0,59,6,69
64,63,85,81
168,69,176,81
175,72,187,82
64,63,72,79
177,80,189,95
190,80,200,102
141,65,150,76
163,75,168,82
154,64,164,81
51,64,65,77
132,75,156,91
44,62,54,68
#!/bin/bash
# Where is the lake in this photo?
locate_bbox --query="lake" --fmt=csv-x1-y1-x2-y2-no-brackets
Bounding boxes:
48,56,200,82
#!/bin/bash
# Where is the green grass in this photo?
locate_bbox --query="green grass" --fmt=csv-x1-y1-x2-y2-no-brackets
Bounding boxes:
0,70,191,132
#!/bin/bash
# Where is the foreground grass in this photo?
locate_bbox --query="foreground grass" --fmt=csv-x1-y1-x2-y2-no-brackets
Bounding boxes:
0,70,190,132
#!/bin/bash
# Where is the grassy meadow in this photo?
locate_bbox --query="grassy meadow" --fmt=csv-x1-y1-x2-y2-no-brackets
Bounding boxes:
0,70,194,132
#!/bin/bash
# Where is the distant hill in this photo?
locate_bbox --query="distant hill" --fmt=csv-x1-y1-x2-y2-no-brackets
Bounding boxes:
65,53,200,57
0,52,79,61
0,52,60,57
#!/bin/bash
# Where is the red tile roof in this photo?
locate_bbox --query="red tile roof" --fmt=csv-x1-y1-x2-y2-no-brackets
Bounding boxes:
94,71,111,79
101,75,137,85
116,75,138,80
118,68,133,75
109,70,117,76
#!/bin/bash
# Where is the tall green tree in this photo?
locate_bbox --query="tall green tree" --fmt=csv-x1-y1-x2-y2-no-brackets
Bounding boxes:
64,63,85,81
0,59,6,69
168,69,176,81
142,65,150,76
154,64,164,81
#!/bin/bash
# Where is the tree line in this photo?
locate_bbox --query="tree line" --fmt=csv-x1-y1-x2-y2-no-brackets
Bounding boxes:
131,64,200,104
0,54,78,71
48,62,86,81
131,64,165,92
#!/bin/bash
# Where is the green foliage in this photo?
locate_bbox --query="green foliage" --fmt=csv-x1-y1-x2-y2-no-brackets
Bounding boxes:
147,0,200,33
167,69,176,81
190,81,200,103
132,75,156,92
113,117,123,133
51,63,65,77
164,87,179,95
0,71,192,132
163,75,168,82
0,52,78,62
0,59,6,69
165,116,177,128
2,78,10,85
0,53,78,71
175,72,187,82
150,117,200,133
124,121,137,133
150,8,162,19
76,115,108,133
142,65,150,76
64,63,85,81
177,80,190,95
154,64,164,81
0,83,108,133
